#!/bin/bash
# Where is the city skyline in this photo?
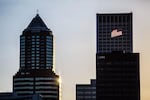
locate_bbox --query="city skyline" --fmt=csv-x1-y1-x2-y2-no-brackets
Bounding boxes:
0,0,150,100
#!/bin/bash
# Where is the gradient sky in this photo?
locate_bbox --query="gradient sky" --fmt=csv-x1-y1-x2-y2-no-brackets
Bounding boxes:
0,0,150,100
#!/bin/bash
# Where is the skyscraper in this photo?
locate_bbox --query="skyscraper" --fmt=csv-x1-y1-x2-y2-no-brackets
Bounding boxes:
13,14,59,100
96,53,140,100
96,13,140,100
96,13,132,53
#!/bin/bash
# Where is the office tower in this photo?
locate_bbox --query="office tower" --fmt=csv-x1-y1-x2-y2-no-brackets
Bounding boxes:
76,79,96,100
13,14,59,100
96,13,132,53
96,13,140,100
96,53,140,100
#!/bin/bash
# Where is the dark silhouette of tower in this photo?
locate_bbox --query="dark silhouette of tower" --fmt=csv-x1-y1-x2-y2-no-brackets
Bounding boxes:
96,13,140,100
13,14,59,100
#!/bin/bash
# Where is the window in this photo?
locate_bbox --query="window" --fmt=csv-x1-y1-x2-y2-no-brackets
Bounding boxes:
46,64,51,66
21,52,25,55
36,45,40,47
36,54,40,57
31,57,35,60
20,42,25,45
21,36,25,39
36,48,40,50
41,49,44,51
36,57,39,60
32,51,35,53
36,51,40,53
46,52,52,55
32,54,35,57
32,42,35,44
36,36,40,38
21,64,25,67
20,61,25,64
32,48,35,50
36,42,40,44
47,57,52,60
41,64,45,67
32,39,35,41
21,48,25,51
46,36,52,39
36,38,40,41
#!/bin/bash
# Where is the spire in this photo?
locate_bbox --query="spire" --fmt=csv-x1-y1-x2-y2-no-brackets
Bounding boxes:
24,14,51,32
36,9,39,15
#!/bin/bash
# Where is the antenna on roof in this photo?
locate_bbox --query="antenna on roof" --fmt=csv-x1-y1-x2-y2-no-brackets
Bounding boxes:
36,9,39,15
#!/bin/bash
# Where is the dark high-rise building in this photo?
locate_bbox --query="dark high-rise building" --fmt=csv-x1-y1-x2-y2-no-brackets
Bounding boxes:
76,79,96,100
96,13,132,53
13,14,59,100
96,13,140,100
96,52,140,100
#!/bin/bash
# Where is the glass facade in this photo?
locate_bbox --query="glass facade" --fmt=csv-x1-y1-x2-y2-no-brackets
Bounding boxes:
20,34,53,69
96,13,140,100
96,53,140,100
96,13,132,53
14,14,59,100
76,79,96,100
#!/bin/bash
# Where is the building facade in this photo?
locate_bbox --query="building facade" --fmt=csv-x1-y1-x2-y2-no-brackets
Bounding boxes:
13,14,59,100
96,52,140,100
76,79,96,100
96,13,140,100
96,13,132,53
0,92,43,100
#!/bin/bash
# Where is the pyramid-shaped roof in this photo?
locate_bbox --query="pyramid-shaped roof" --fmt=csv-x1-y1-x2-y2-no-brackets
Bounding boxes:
24,14,51,32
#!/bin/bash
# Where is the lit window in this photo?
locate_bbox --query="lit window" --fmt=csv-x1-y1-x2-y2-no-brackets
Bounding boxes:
32,48,35,50
46,64,51,66
32,54,35,57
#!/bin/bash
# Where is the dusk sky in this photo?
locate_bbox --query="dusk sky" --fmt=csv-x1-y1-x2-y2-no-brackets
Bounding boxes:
0,0,150,100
